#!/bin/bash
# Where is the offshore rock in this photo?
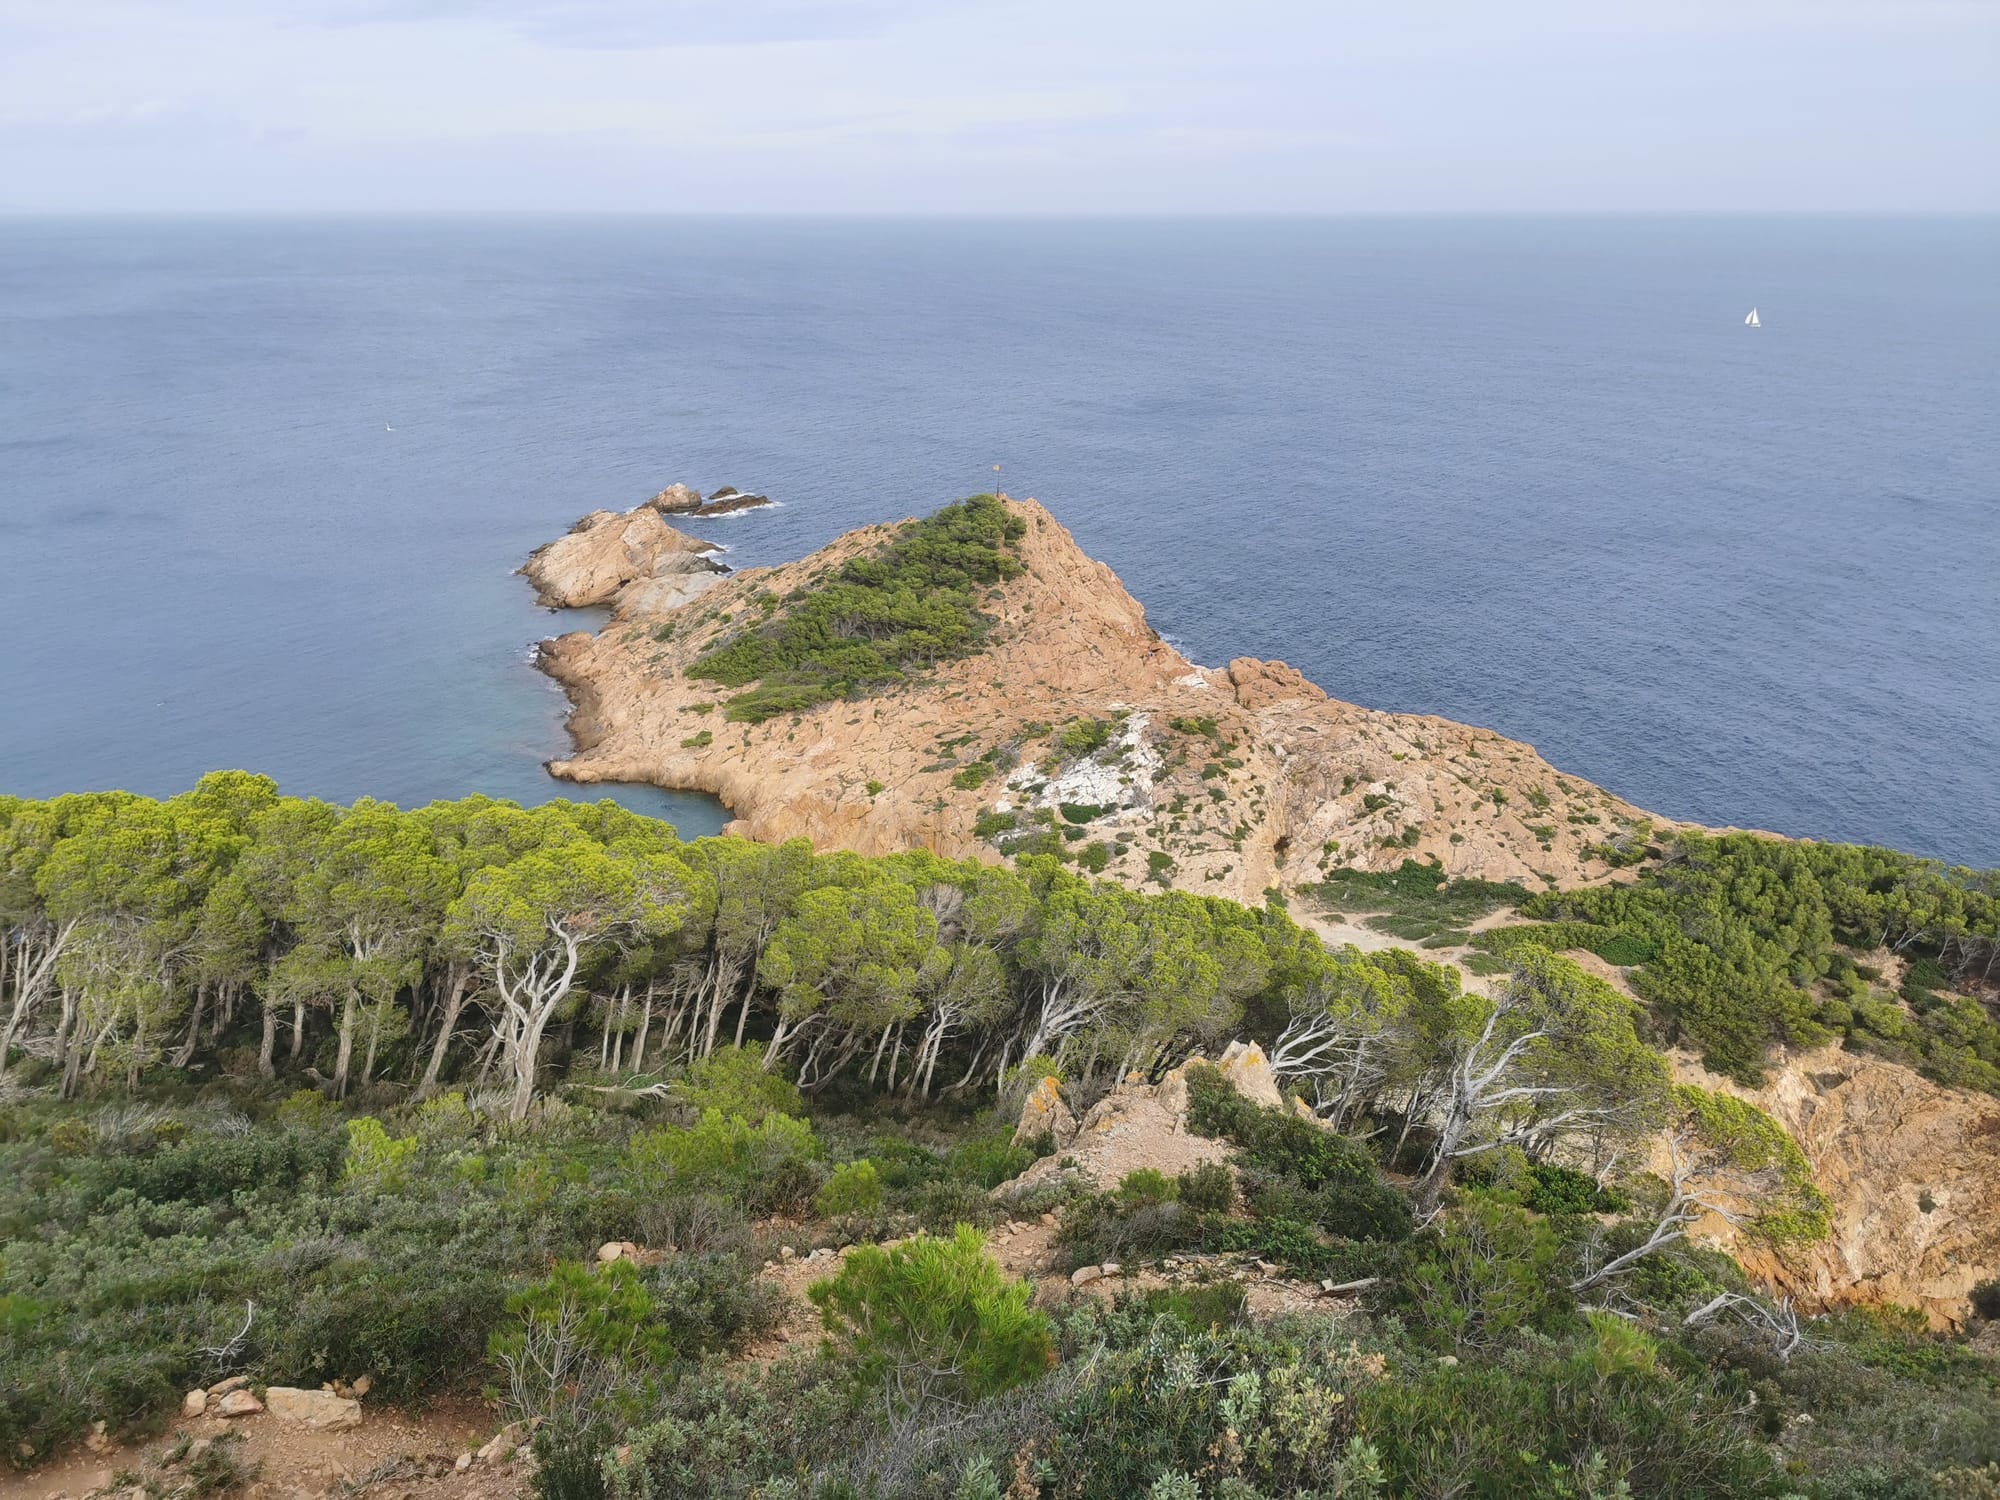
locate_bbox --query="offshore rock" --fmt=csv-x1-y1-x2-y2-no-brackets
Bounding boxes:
521,504,725,611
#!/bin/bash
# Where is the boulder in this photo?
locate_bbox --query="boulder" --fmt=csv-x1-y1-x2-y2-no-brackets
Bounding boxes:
182,1389,208,1418
1215,1040,1283,1109
694,486,771,516
521,506,724,610
206,1375,249,1396
1012,1075,1078,1150
646,483,704,513
477,1421,528,1464
264,1387,362,1432
215,1390,263,1419
1070,1265,1104,1286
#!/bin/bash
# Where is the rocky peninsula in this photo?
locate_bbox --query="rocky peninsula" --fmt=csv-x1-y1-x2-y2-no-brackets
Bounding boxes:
530,494,1664,903
524,492,2000,1325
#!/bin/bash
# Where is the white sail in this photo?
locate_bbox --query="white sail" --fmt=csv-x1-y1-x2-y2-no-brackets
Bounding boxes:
1745,307,1760,327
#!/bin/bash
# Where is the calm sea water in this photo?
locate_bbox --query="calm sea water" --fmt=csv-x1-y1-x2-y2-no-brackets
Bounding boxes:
2,217,1995,863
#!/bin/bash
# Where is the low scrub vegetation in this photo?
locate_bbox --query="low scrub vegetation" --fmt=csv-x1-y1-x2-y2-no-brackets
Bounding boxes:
684,494,1025,722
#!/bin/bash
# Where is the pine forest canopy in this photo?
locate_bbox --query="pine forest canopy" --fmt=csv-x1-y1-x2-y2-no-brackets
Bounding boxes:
2,776,1997,1123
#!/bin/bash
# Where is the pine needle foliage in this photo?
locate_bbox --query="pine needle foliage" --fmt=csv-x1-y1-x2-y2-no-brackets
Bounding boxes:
687,495,1026,723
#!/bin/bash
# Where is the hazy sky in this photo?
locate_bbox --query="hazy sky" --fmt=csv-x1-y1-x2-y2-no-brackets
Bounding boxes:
2,0,1995,213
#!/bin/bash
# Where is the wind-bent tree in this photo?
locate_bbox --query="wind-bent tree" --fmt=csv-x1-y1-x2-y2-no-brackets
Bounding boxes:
1573,1084,1830,1293
758,876,938,1089
1412,952,1667,1215
448,829,705,1119
0,799,82,1085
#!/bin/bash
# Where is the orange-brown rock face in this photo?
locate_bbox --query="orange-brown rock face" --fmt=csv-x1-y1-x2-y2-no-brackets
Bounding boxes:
521,503,725,610
1673,1046,2000,1328
536,496,1662,902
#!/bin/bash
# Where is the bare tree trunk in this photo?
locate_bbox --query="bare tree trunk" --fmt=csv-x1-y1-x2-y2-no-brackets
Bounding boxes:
416,971,474,1099
258,1005,279,1079
290,998,307,1059
630,985,654,1074
333,990,359,1099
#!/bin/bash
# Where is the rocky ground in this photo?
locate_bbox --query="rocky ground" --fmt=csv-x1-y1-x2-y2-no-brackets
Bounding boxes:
0,1396,524,1500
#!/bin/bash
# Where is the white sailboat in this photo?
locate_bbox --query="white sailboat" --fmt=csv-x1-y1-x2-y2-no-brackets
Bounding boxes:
1745,307,1761,328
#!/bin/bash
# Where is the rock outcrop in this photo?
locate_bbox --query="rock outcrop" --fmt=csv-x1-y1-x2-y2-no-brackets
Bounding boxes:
534,496,1663,902
521,503,726,611
264,1386,363,1431
997,1045,1287,1199
1013,1074,1079,1150
1672,1046,2000,1328
647,482,773,517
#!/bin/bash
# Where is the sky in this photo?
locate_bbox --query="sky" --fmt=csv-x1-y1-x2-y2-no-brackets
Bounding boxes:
1,0,1995,213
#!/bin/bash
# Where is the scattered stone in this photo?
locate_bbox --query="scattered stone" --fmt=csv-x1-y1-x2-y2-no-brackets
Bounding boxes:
779,1245,796,1262
455,1455,473,1474
182,1389,208,1417
265,1386,362,1431
216,1390,264,1419
1100,1262,1122,1277
1040,1213,1057,1226
1255,1260,1280,1275
207,1376,249,1397
477,1421,527,1464
1070,1265,1104,1286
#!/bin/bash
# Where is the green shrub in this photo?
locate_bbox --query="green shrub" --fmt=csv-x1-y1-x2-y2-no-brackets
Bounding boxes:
808,1226,1053,1414
950,763,994,791
645,1250,781,1357
490,1258,674,1372
628,1109,822,1214
1054,719,1114,758
1522,1162,1630,1216
669,1044,804,1124
945,1134,1036,1190
1388,1199,1574,1353
1114,1168,1179,1207
816,1160,885,1217
343,1116,418,1189
686,495,1025,721
1136,1280,1246,1332
1176,1161,1235,1214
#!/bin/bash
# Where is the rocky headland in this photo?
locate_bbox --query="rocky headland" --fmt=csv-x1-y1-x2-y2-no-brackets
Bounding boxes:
532,494,1665,901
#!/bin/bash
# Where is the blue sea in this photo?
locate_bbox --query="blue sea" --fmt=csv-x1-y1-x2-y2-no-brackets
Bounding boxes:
1,217,1995,864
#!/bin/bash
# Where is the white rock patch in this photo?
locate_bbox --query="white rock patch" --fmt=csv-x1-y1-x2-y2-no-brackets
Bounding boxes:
999,713,1161,824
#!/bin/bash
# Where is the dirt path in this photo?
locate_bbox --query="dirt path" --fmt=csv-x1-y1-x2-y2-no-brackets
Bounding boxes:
1,1400,520,1500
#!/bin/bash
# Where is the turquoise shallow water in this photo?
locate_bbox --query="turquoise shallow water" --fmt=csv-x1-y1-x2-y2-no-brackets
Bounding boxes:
1,216,1995,862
